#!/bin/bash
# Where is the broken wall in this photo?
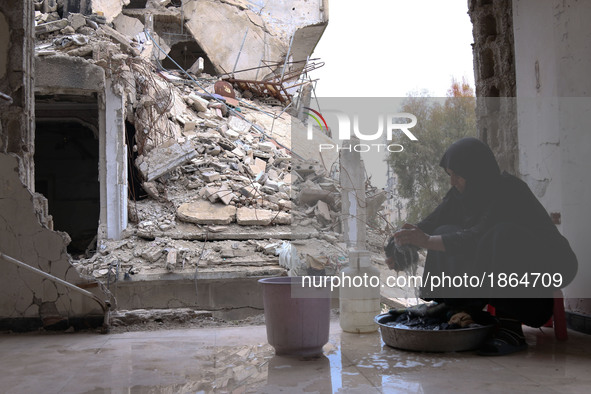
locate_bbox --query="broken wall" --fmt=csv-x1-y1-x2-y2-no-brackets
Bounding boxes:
512,0,591,318
468,0,518,174
0,154,111,322
0,0,35,190
0,0,112,325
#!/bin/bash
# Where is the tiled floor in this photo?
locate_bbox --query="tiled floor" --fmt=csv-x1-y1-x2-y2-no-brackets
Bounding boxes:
0,320,589,393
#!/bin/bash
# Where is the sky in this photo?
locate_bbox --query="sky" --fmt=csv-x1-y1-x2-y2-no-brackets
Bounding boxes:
304,0,476,189
309,0,475,98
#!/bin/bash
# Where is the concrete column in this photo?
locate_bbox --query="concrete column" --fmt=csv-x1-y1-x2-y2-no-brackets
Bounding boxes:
339,137,367,252
103,79,128,241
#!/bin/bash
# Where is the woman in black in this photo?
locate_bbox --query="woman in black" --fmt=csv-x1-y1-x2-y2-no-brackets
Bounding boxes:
387,137,577,355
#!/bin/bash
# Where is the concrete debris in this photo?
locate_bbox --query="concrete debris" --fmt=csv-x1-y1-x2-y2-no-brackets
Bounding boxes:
249,158,267,176
31,2,388,284
315,200,332,224
236,207,274,226
67,13,87,31
136,140,198,182
188,57,205,76
112,13,145,38
98,24,141,57
110,308,212,326
177,200,237,225
141,246,164,263
166,249,177,272
35,18,69,35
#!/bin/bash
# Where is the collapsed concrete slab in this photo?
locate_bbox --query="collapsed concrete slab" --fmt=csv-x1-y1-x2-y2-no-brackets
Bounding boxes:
182,0,328,81
112,13,145,38
177,200,237,225
183,0,285,80
236,207,291,226
135,140,197,181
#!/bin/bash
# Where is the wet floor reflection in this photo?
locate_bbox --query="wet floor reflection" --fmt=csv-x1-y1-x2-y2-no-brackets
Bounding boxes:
4,324,578,393
261,354,333,393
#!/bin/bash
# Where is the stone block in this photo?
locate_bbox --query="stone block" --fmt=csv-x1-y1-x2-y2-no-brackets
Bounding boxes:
278,199,292,210
231,147,245,157
177,200,236,224
202,171,221,182
236,207,275,226
142,182,160,200
68,13,87,31
188,93,210,112
315,200,332,223
166,249,177,272
112,13,145,38
184,120,197,132
228,115,251,134
273,212,292,225
210,162,228,172
218,138,236,151
264,179,280,192
299,188,334,206
260,186,277,195
97,24,140,56
135,140,197,181
217,184,236,205
225,129,240,139
35,19,69,35
258,141,276,152
240,185,257,198
267,168,279,180
141,246,164,263
203,186,220,202
249,157,267,176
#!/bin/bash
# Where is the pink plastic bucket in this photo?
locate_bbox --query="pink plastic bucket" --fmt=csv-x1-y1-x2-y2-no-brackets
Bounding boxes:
259,276,331,356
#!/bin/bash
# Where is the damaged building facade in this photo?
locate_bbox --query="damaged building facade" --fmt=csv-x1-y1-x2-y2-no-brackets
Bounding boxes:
1,0,591,333
1,0,333,327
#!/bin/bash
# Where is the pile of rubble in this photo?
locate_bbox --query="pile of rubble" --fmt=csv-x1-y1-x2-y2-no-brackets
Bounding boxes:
32,1,389,282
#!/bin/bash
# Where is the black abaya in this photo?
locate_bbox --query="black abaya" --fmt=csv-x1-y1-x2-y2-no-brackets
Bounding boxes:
416,138,577,327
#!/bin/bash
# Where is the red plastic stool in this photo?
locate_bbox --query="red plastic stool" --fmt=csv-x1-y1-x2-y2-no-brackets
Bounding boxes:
544,290,568,341
486,290,567,341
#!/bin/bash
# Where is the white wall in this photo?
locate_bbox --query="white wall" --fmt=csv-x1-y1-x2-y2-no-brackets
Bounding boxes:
513,0,591,313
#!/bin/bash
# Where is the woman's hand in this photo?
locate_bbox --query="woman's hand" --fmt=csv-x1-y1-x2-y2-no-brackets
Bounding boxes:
394,224,446,251
394,224,430,249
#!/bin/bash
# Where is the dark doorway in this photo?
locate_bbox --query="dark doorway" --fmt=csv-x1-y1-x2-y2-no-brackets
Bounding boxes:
125,120,147,201
35,95,100,256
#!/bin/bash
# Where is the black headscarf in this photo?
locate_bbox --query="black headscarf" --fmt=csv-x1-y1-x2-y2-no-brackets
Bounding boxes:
439,137,501,220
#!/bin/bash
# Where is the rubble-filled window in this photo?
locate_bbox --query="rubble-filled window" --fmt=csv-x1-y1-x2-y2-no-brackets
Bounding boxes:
161,40,216,75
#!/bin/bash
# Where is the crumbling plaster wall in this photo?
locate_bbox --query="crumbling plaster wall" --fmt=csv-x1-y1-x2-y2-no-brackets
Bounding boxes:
0,0,35,190
0,154,110,320
468,0,518,174
512,0,591,316
0,1,111,322
35,55,128,241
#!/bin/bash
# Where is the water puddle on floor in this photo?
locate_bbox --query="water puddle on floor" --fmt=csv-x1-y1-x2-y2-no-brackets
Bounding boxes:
85,331,458,393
